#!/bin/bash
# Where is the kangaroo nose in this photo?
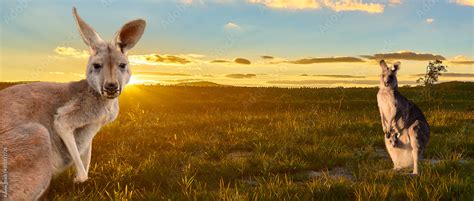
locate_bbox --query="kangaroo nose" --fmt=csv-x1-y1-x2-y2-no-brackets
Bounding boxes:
104,82,119,92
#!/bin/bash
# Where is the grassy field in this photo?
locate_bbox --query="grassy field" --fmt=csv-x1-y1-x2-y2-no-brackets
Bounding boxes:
2,82,473,200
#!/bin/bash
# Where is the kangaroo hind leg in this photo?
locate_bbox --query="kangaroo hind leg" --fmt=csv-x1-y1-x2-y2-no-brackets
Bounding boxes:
409,120,425,175
1,123,53,200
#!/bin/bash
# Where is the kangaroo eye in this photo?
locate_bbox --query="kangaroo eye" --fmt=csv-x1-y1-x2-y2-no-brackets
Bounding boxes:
118,63,127,69
92,63,102,70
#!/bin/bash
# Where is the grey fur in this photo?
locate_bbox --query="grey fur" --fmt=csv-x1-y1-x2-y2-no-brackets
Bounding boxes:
377,60,430,175
0,7,145,200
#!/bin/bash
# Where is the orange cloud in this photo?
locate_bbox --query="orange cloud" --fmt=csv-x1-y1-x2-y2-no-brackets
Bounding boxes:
210,59,231,63
411,73,474,78
54,47,88,58
324,0,385,13
361,51,446,61
449,55,474,65
234,58,251,65
389,0,402,6
450,0,474,6
282,56,365,64
261,55,274,59
54,46,204,66
129,54,204,66
248,0,386,13
307,74,366,78
248,0,321,9
211,58,252,65
267,80,415,85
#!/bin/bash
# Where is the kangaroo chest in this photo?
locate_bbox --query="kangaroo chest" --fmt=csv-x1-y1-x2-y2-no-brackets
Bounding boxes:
377,90,396,118
51,98,119,174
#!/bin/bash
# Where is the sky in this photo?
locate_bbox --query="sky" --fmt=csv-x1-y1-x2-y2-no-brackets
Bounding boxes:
0,0,473,87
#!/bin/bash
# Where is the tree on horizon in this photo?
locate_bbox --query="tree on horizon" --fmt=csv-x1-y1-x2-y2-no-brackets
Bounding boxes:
417,60,448,86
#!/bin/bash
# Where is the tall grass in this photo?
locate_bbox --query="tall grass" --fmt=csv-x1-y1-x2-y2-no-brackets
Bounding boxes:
1,82,472,200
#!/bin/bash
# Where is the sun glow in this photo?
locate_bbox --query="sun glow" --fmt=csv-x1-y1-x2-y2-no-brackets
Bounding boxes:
128,76,145,85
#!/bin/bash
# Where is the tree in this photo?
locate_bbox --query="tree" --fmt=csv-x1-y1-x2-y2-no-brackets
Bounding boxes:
417,60,448,86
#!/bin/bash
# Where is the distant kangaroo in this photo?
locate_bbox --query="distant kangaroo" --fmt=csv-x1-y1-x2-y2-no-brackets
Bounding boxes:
0,8,145,200
377,60,430,175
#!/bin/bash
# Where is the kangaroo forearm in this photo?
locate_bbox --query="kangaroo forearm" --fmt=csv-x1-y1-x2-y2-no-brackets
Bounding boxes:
81,143,92,173
54,120,88,178
382,120,388,133
59,131,87,176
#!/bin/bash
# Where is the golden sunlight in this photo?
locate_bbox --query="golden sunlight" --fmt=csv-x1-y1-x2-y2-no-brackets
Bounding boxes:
128,76,146,85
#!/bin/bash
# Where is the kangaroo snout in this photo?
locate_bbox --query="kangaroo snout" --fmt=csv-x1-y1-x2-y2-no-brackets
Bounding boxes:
103,82,120,98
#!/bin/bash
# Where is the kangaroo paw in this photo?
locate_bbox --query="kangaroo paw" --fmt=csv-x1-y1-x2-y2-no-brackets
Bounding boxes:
73,175,88,183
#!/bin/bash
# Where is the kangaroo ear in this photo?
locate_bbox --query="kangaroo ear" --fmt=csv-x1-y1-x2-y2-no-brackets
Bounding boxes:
72,7,104,51
113,19,146,53
379,60,389,72
392,61,401,73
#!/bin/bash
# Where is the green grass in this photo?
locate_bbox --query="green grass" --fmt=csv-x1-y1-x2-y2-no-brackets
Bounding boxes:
2,82,473,200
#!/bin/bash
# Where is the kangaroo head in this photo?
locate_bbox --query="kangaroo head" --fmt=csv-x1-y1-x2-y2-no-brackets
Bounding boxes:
72,7,146,99
379,60,400,89
388,132,400,147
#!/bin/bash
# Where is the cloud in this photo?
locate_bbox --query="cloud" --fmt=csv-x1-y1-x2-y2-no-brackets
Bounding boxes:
144,54,190,64
442,73,474,77
283,56,365,64
134,71,193,76
324,1,385,13
411,73,474,78
450,55,474,65
312,74,366,78
389,0,402,6
450,0,474,6
299,74,365,78
234,58,251,65
267,79,415,85
225,73,257,79
54,47,203,66
248,0,386,13
211,58,252,65
224,22,241,30
248,0,321,9
128,54,204,66
361,51,446,61
210,59,231,63
54,47,88,58
426,18,434,24
261,55,274,59
450,61,474,65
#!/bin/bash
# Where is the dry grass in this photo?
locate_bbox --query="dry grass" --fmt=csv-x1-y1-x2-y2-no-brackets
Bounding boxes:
1,82,472,200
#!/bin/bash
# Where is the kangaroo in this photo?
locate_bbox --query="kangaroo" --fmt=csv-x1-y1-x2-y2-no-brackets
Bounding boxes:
0,7,145,200
377,60,430,175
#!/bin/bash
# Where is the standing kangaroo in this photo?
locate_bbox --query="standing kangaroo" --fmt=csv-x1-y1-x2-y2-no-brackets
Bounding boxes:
0,8,145,200
377,60,430,175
